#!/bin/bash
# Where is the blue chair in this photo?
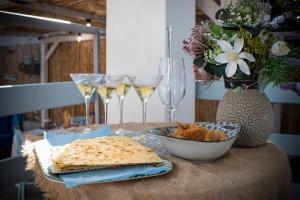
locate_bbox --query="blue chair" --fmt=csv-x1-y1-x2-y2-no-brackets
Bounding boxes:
0,82,88,199
0,155,34,200
0,116,14,151
0,116,34,200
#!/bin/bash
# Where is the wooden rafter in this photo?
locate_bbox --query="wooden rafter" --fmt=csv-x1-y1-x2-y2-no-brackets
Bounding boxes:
45,42,59,61
0,11,104,35
196,0,220,23
5,1,105,24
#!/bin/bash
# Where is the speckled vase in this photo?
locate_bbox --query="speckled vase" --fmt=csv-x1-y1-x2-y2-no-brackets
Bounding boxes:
216,89,274,147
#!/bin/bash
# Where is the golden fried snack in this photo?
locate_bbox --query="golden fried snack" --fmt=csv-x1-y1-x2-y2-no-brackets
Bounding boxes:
173,123,227,142
176,122,189,130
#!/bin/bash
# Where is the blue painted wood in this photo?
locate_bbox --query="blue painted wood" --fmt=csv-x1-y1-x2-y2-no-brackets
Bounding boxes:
0,82,85,117
264,83,300,104
195,81,226,101
270,133,300,156
195,81,300,104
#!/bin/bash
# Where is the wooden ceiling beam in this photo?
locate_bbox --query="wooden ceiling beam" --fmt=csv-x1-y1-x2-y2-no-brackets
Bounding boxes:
196,0,220,23
0,11,105,35
40,34,94,43
0,0,15,9
5,1,105,24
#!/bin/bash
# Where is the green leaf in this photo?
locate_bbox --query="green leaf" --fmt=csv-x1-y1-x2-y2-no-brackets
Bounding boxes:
214,64,226,77
193,57,205,67
224,29,235,38
204,63,226,77
233,86,242,93
210,24,223,38
234,68,248,79
258,72,270,92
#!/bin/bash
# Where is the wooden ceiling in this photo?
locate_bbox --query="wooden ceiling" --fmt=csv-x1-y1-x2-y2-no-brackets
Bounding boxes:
0,0,217,37
0,0,106,36
41,0,106,17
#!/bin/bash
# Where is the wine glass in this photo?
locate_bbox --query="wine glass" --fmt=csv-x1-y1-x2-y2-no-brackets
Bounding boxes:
115,75,132,134
158,57,186,122
95,75,124,125
128,75,163,127
70,74,102,132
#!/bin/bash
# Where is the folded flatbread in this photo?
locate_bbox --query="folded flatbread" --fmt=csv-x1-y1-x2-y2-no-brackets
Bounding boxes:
50,136,163,173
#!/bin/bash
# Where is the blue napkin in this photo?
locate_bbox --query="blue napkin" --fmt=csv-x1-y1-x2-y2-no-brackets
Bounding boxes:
61,162,170,188
44,126,169,188
44,126,112,146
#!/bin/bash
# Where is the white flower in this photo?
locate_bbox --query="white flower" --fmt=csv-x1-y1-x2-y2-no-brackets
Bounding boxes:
215,37,256,77
271,41,290,56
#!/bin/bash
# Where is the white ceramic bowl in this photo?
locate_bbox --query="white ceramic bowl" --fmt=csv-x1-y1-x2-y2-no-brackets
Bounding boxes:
146,122,241,161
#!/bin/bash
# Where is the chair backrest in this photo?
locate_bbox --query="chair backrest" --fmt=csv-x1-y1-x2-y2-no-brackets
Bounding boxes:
195,81,300,104
0,81,84,117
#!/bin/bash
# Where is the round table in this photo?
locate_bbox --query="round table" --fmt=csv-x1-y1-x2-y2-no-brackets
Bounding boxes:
25,123,291,200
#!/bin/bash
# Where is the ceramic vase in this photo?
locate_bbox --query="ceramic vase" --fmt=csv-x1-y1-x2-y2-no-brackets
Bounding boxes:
216,88,274,147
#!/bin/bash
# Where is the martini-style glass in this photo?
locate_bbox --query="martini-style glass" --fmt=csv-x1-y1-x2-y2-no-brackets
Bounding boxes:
70,73,101,132
95,75,124,125
129,75,163,128
115,75,132,134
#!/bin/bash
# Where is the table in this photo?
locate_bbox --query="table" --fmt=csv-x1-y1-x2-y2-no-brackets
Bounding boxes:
24,123,291,200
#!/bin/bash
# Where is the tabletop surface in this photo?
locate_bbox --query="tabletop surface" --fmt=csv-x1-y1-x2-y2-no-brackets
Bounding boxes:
24,123,291,200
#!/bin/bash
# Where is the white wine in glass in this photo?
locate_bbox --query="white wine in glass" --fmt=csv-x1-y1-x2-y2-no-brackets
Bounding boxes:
134,85,156,101
95,75,124,125
76,83,96,99
97,86,116,103
70,74,102,132
116,83,131,98
129,75,163,127
116,76,131,133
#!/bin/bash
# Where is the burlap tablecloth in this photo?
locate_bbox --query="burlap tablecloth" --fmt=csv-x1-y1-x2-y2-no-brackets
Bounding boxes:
24,123,291,200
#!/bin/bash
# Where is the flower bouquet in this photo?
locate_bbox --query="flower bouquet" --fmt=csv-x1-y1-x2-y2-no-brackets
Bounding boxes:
183,0,300,95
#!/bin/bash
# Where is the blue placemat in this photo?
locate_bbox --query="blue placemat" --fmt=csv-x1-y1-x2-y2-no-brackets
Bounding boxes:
39,126,171,188
61,161,171,188
44,125,112,146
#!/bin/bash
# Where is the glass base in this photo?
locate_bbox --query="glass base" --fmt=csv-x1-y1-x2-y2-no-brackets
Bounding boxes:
114,128,134,136
82,127,92,133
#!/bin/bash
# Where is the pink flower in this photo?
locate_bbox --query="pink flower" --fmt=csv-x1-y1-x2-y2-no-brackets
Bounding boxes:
183,25,210,58
193,66,212,81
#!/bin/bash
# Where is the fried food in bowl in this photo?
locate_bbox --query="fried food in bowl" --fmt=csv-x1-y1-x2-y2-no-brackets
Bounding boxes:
146,122,241,161
173,122,228,142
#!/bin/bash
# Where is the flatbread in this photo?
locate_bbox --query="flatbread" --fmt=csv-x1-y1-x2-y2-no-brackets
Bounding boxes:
50,136,163,173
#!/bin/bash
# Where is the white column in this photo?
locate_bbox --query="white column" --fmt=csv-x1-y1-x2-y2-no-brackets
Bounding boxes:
107,0,195,124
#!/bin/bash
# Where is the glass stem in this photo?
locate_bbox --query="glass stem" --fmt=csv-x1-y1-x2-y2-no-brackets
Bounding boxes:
119,98,124,129
168,108,175,123
142,99,148,127
104,101,108,125
85,98,90,128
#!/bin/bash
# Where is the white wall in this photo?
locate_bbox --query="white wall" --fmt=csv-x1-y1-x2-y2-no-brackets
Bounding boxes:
107,0,195,124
